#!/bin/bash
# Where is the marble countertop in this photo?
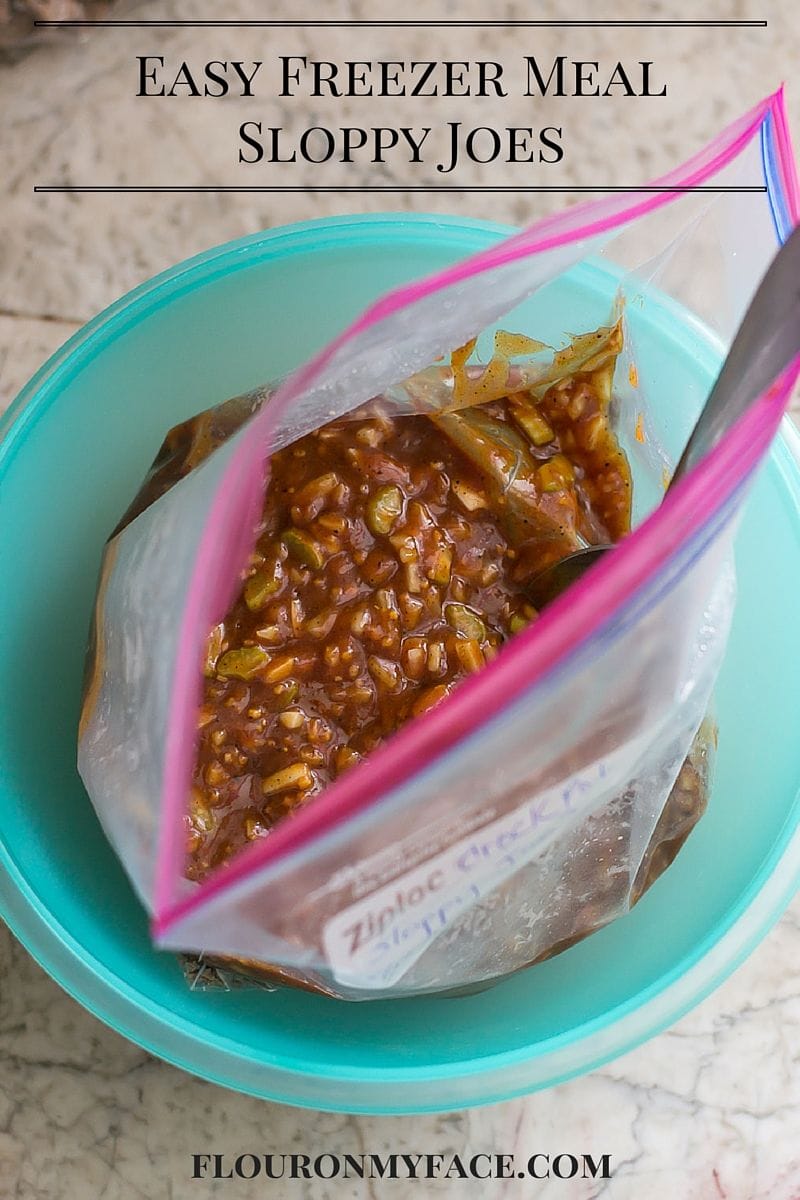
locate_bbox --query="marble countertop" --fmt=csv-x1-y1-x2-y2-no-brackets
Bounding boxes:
2,1,800,1197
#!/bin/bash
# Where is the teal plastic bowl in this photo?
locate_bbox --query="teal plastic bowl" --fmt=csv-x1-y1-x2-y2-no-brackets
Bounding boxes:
2,215,800,1114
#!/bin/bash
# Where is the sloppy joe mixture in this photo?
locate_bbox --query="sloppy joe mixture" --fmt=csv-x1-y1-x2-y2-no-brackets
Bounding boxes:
187,326,631,880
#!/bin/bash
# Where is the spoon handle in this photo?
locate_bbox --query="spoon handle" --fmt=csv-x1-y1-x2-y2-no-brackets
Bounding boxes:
672,221,800,486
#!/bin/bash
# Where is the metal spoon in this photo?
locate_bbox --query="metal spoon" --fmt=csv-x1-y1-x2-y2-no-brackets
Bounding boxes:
526,222,800,608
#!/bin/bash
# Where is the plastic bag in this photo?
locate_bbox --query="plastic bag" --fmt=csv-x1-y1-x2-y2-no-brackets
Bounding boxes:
78,90,799,999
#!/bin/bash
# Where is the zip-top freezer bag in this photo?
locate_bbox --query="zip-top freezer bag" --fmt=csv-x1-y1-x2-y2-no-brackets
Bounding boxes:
79,91,800,999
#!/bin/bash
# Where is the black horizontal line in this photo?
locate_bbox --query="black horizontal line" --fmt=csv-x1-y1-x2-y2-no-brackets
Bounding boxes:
33,19,767,28
34,185,768,194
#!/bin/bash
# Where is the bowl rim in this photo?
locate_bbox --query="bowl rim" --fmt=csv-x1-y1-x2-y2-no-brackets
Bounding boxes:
1,211,799,1113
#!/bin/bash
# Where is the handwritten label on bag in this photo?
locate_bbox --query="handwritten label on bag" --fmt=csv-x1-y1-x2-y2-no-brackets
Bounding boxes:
322,738,646,989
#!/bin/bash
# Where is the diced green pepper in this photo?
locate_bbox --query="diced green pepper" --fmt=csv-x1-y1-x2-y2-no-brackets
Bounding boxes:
243,560,283,611
273,679,300,709
282,528,326,569
366,485,403,536
445,602,487,641
216,646,270,680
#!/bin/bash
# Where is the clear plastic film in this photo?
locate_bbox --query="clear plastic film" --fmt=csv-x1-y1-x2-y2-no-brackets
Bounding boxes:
78,91,800,998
